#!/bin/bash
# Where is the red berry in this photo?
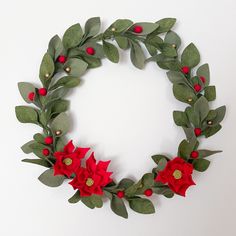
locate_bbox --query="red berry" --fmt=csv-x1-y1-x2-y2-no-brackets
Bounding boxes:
191,151,199,159
117,191,125,198
181,66,190,74
86,47,95,55
38,88,47,96
57,55,67,64
200,76,206,84
42,148,50,156
44,136,53,145
194,128,202,137
194,84,202,92
144,189,153,197
133,25,143,33
28,92,35,101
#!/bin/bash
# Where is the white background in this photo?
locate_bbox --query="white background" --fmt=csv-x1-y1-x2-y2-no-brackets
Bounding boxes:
0,0,236,235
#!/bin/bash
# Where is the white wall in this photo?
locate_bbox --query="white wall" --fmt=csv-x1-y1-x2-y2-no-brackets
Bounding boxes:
0,0,236,235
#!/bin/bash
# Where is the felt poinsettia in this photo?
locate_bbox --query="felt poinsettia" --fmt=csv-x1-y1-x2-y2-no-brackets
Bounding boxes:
53,140,90,178
155,157,195,196
69,153,113,197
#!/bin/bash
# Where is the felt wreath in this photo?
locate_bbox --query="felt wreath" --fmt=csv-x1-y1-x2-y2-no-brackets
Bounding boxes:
15,17,226,218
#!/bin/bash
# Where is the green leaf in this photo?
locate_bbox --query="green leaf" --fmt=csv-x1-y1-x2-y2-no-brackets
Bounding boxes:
151,155,169,164
30,142,51,158
155,18,176,33
153,186,174,198
84,17,101,38
64,58,88,77
21,140,35,154
82,55,101,68
141,173,154,187
117,178,135,190
164,31,181,49
181,43,200,68
204,86,216,101
166,71,186,84
156,158,167,171
50,76,80,90
22,158,51,167
111,195,128,219
173,111,189,127
204,124,222,138
15,106,38,124
68,191,81,204
213,106,226,124
129,198,155,214
130,41,145,69
81,42,104,59
197,63,210,86
47,35,64,60
198,149,222,158
103,41,119,63
51,112,70,136
131,22,159,35
178,140,193,160
33,133,44,143
38,169,65,187
185,106,200,127
115,36,129,50
50,99,70,115
159,43,177,57
45,87,68,108
193,159,210,172
183,127,195,141
62,23,83,49
81,195,103,209
194,96,209,122
18,82,35,103
109,19,133,32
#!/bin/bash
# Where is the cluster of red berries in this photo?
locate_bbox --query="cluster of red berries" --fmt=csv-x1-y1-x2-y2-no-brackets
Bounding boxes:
42,136,53,157
116,188,153,199
28,88,48,102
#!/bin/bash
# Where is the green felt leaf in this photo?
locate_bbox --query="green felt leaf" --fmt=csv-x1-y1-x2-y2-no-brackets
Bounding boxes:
131,22,159,35
48,35,64,60
204,86,216,101
198,149,222,158
118,178,135,190
194,96,209,122
50,99,70,115
62,23,83,49
29,142,51,158
153,186,174,198
145,43,157,56
141,173,154,188
33,133,44,143
111,195,128,219
151,155,169,164
45,87,68,107
156,158,168,171
204,124,222,138
39,111,48,126
81,195,103,209
115,36,129,50
183,127,195,141
181,43,200,68
84,17,101,38
213,106,226,124
82,55,102,68
159,43,177,57
68,190,81,204
178,140,193,160
145,35,163,48
164,31,181,49
155,18,176,33
109,19,133,32
103,40,119,63
185,106,200,127
64,58,88,77
173,84,197,105
129,198,155,214
21,140,35,154
50,76,80,90
173,111,189,127
22,158,51,168
51,112,70,136
130,41,145,69
18,82,35,103
55,137,66,152
15,106,38,124
38,169,65,187
125,181,142,197
81,42,104,59
193,159,210,172
197,63,210,86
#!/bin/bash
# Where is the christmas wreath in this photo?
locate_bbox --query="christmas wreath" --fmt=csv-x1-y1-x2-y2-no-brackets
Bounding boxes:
15,17,226,218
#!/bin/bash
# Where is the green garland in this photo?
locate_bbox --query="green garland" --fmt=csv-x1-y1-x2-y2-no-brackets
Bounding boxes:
15,17,226,218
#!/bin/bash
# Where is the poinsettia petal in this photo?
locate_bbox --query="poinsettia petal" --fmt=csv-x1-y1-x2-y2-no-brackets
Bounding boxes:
97,160,111,171
86,152,96,172
75,147,90,159
64,140,75,153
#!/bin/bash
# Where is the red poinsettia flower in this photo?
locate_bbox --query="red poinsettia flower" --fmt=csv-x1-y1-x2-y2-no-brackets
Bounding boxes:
155,157,195,196
53,140,90,178
69,153,113,197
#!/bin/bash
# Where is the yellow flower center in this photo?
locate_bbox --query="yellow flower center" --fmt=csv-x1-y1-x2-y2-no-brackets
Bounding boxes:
173,170,182,180
63,158,72,166
86,178,94,187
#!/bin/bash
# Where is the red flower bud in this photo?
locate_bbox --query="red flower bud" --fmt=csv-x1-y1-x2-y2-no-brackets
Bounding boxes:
38,88,47,96
44,136,53,145
57,55,67,64
190,151,199,159
144,189,153,197
86,47,95,55
42,148,50,156
194,84,202,92
181,66,190,74
194,128,202,137
28,92,35,101
133,25,143,33
117,191,125,198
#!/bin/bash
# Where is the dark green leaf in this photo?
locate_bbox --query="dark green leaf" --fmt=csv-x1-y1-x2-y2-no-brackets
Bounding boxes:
151,155,169,164
198,149,222,158
155,18,176,33
64,58,88,77
193,159,210,172
21,140,35,154
194,96,209,122
50,76,80,90
111,195,128,219
173,111,189,127
204,124,222,138
129,198,155,214
197,63,210,86
22,158,51,167
84,17,101,38
118,178,135,189
50,99,70,115
130,41,145,69
213,106,226,124
167,71,186,84
164,31,181,49
131,22,159,35
109,19,133,32
115,36,129,50
68,191,81,203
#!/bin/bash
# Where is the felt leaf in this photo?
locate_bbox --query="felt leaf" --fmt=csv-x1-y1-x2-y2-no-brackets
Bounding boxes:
194,96,209,122
110,19,133,32
183,127,195,141
173,111,189,127
213,106,226,124
15,106,38,124
81,42,104,59
141,173,154,187
129,198,155,214
84,17,101,38
50,76,80,90
117,178,135,190
173,84,197,105
204,86,216,101
130,41,145,69
64,58,88,77
151,155,169,164
55,137,66,152
21,140,35,154
29,142,51,158
115,36,129,50
178,140,193,160
111,195,128,219
197,63,210,86
155,54,180,71
103,41,119,63
164,31,181,49
159,43,177,57
156,158,168,171
33,133,44,143
47,35,64,60
198,150,222,158
45,87,68,107
50,99,70,115
155,18,176,33
193,159,210,172
22,158,51,168
38,169,65,187
145,43,157,56
153,187,174,198
181,43,200,68
145,35,163,48
62,23,83,49
125,181,142,197
185,106,200,127
81,195,103,209
18,82,35,103
51,112,70,136
82,55,101,68
131,22,159,35
68,191,81,204
204,124,222,138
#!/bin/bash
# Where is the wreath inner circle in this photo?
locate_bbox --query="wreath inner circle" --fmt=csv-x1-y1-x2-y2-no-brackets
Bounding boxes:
15,17,226,219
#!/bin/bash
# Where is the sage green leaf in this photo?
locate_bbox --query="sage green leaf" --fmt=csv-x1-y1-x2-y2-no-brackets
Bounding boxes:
39,111,48,127
47,35,64,60
51,112,70,136
22,158,51,168
68,191,81,203
33,133,44,143
159,43,177,57
62,23,83,49
15,106,38,124
131,22,159,35
115,36,129,50
50,99,70,115
173,84,197,105
21,140,35,154
204,124,222,138
125,181,142,197
81,195,103,209
183,127,195,141
45,87,68,106
164,31,181,49
129,198,155,214
213,106,226,124
204,86,216,101
111,195,128,219
109,19,133,32
153,187,174,198
145,35,163,48
81,42,104,59
142,173,154,187
173,111,189,127
18,82,35,103
38,169,65,187
206,110,217,121
118,178,135,189
185,106,200,127
155,18,176,33
130,42,145,69
193,159,210,172
198,149,222,158
55,137,66,152
64,58,88,77
30,142,51,158
156,158,168,171
194,96,209,122
178,140,192,160
50,76,80,90
181,43,200,68
197,63,210,86
82,55,101,68
145,43,157,56
151,155,169,164
84,17,101,38
103,41,119,63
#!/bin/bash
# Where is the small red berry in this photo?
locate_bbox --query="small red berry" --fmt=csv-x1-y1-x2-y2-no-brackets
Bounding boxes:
117,191,125,198
144,189,153,197
42,148,50,156
44,136,53,145
86,47,95,55
28,92,35,101
133,25,143,33
194,84,202,92
191,151,199,159
181,66,190,74
57,55,67,64
194,128,202,137
200,76,206,84
38,88,47,96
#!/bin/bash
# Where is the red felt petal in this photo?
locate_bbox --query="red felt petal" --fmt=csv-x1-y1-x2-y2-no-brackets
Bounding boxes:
86,152,96,172
97,160,111,171
64,140,75,153
75,147,90,159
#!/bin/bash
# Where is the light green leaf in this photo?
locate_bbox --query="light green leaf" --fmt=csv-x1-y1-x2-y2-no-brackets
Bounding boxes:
50,99,70,115
115,36,129,50
111,195,128,219
131,22,159,35
64,58,88,77
21,140,35,154
167,71,186,84
109,19,133,32
51,112,70,136
155,18,176,33
164,31,181,49
50,76,80,90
